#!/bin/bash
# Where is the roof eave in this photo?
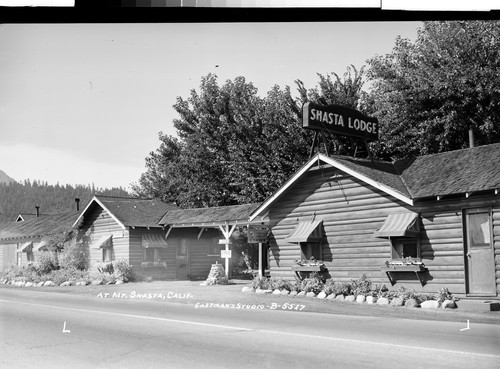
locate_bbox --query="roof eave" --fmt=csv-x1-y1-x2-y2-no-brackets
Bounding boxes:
72,196,126,230
249,153,414,221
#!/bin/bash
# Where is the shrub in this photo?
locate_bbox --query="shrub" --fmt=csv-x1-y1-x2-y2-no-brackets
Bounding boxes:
58,241,90,271
46,267,88,285
300,275,324,294
321,280,350,296
288,280,302,292
34,252,59,274
413,292,436,304
96,261,114,275
372,284,388,297
112,259,134,282
436,287,458,302
251,276,271,290
322,279,337,295
268,277,292,291
350,274,372,296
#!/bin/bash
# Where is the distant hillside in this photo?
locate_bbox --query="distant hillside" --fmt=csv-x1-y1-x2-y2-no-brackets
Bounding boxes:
0,170,15,184
0,179,130,222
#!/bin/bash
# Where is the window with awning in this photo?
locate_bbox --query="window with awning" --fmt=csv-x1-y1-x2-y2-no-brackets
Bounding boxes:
91,234,113,249
286,220,324,261
142,234,168,248
16,242,33,253
285,220,323,243
374,213,419,238
33,240,48,252
375,213,421,261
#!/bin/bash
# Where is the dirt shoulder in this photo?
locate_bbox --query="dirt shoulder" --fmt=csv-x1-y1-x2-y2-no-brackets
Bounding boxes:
2,279,499,325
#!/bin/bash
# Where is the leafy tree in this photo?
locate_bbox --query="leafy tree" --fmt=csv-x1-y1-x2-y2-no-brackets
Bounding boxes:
295,65,368,156
296,65,365,109
366,20,500,159
133,74,312,207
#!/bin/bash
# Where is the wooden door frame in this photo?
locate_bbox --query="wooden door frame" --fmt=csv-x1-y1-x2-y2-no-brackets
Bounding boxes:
176,238,190,280
463,207,496,296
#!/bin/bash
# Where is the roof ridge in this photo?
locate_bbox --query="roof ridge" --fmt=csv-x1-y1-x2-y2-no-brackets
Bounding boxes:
392,161,414,199
96,195,154,201
393,142,500,165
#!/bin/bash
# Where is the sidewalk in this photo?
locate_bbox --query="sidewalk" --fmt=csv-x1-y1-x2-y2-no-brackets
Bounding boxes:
5,279,499,325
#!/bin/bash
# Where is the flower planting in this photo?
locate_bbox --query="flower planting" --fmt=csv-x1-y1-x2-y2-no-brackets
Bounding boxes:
0,257,135,287
247,274,458,309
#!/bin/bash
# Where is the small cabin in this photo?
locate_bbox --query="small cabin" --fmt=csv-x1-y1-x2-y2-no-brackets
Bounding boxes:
249,143,500,297
75,196,260,280
0,212,80,271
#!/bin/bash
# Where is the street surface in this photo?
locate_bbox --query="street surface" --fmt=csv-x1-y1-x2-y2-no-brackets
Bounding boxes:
1,288,499,369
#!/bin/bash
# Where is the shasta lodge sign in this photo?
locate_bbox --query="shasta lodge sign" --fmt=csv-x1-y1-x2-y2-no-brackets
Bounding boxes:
303,102,379,141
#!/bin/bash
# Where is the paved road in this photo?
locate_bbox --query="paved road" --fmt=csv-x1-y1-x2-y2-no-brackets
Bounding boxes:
1,289,499,369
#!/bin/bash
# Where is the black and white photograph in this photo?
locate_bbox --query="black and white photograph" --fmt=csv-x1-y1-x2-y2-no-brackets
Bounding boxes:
0,2,499,368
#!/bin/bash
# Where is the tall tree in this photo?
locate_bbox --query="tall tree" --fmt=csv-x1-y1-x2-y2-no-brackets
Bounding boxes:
133,74,312,207
295,65,368,156
366,20,500,159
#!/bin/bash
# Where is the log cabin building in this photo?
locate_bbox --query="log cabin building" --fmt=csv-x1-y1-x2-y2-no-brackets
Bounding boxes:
0,211,81,271
74,196,178,280
249,143,500,297
74,196,260,280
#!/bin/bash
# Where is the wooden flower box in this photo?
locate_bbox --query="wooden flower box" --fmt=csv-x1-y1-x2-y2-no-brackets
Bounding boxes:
291,264,326,281
291,265,325,272
381,263,427,285
141,261,167,268
381,264,426,273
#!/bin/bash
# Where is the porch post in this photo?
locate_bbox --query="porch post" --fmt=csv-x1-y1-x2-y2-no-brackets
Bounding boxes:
218,223,236,279
258,242,263,277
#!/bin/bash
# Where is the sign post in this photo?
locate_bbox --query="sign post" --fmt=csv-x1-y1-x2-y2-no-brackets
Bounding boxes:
248,226,268,277
302,102,379,159
302,102,379,140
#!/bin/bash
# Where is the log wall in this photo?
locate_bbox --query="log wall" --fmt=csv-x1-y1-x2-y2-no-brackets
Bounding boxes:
266,166,500,295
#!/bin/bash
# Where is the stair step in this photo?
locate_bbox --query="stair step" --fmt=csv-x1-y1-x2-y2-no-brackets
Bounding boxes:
456,300,500,312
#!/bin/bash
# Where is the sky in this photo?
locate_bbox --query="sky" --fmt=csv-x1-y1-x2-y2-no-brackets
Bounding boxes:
0,22,421,191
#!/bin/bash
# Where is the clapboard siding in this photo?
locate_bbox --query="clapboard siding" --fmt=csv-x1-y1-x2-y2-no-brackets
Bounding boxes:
162,228,224,280
0,243,17,271
79,204,129,271
267,165,500,295
128,228,168,279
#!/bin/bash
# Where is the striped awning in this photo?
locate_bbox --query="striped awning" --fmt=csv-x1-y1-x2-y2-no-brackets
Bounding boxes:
91,234,113,249
285,220,323,243
33,240,49,252
16,242,33,253
374,213,419,238
142,234,168,248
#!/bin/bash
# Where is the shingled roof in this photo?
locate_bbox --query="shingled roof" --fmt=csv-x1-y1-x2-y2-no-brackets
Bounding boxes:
74,196,179,229
249,143,500,221
159,203,261,227
395,143,500,199
0,212,81,241
330,143,500,200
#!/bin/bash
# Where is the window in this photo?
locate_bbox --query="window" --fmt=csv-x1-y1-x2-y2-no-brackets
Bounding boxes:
391,238,419,260
102,247,114,262
144,248,160,262
300,242,322,261
467,211,491,247
27,251,35,263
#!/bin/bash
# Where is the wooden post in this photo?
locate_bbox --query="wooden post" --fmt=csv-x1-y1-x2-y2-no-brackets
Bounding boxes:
218,223,236,279
258,242,263,277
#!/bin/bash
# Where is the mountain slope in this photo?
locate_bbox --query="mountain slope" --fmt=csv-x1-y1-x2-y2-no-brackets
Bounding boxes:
0,170,15,184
